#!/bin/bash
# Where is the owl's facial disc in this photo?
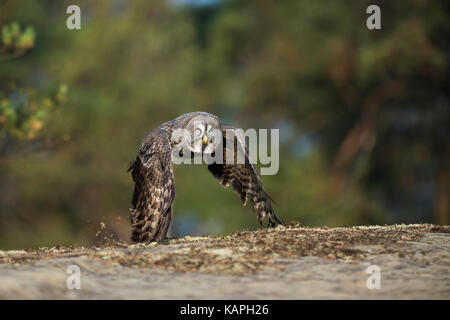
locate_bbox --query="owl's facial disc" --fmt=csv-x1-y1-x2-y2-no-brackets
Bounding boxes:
185,115,221,154
202,124,222,155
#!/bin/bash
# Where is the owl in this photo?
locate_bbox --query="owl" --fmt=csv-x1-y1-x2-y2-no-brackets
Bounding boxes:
128,112,284,243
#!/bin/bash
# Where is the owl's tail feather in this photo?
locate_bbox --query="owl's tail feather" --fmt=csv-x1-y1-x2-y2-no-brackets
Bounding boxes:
252,191,285,228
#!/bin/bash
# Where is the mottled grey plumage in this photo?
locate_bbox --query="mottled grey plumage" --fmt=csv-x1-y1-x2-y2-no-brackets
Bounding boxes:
128,112,284,243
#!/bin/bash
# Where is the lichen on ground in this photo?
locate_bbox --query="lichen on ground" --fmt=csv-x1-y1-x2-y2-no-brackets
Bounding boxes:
1,223,448,276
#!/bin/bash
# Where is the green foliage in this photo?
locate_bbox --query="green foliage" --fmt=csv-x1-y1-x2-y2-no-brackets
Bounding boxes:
0,0,447,249
0,21,66,153
0,84,67,146
1,22,35,56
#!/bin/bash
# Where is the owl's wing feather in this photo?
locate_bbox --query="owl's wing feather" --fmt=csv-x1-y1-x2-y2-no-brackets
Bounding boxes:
128,129,175,242
208,126,285,227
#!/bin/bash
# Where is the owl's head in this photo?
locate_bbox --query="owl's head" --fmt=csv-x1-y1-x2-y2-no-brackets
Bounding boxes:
183,113,221,154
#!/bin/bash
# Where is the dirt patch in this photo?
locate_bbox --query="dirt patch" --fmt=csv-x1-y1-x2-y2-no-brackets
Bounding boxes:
1,223,448,276
0,223,449,299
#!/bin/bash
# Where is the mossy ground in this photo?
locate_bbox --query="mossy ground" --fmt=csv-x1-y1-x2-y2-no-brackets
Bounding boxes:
1,223,448,276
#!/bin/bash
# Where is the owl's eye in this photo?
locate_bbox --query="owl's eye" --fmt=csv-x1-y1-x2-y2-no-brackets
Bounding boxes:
195,128,201,136
207,130,214,136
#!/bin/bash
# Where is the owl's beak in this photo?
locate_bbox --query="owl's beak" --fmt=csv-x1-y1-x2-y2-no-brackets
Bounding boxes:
202,135,208,145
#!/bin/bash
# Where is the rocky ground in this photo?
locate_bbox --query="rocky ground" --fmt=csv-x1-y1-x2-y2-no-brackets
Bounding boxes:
0,223,449,299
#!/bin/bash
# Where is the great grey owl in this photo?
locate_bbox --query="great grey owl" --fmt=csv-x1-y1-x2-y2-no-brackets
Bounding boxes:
128,111,284,243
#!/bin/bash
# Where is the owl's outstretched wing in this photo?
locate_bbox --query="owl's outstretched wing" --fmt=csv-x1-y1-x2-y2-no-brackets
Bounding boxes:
208,125,285,227
128,129,175,243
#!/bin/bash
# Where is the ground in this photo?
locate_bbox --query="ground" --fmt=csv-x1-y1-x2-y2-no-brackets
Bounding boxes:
0,223,449,299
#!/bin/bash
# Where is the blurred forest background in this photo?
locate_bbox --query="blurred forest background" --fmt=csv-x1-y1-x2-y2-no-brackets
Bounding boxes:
0,0,448,249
